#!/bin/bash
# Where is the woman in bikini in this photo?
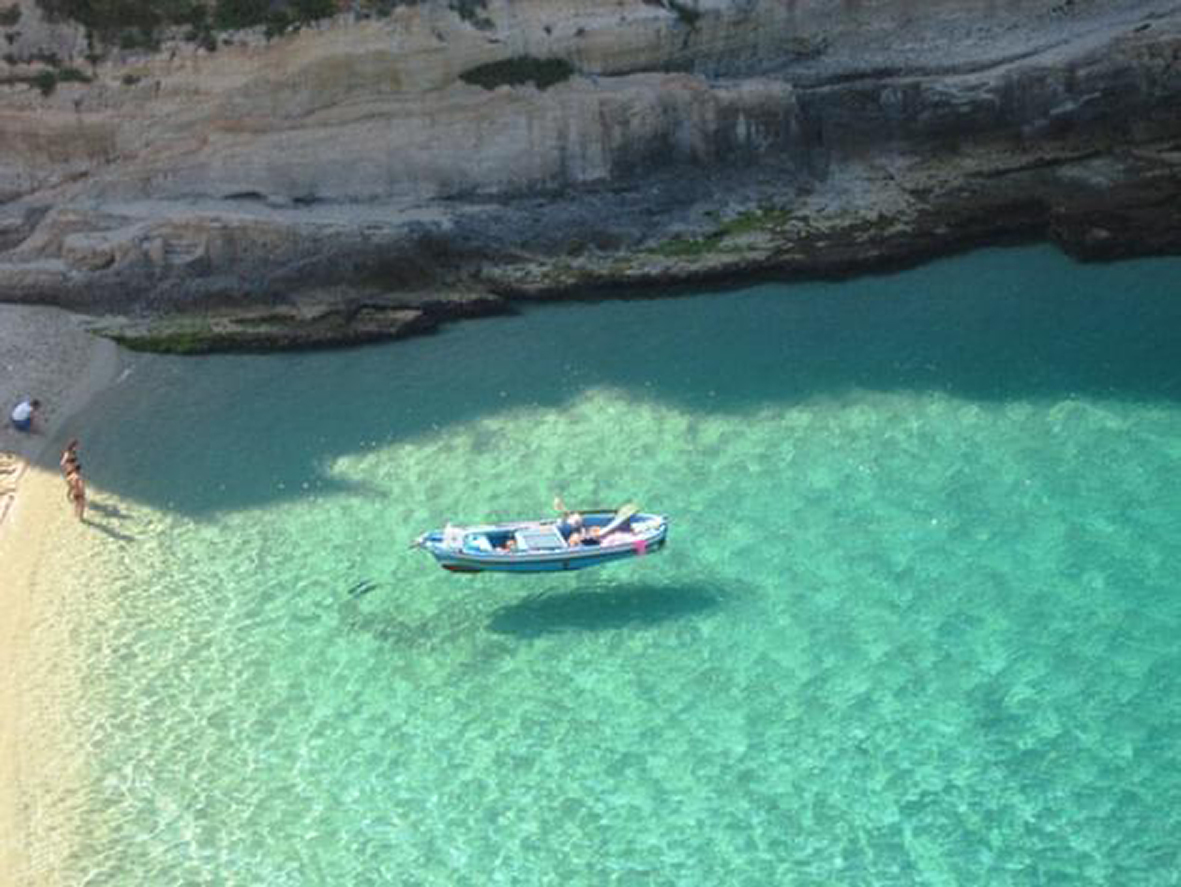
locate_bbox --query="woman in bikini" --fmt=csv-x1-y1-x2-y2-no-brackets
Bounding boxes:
65,464,86,521
60,439,79,476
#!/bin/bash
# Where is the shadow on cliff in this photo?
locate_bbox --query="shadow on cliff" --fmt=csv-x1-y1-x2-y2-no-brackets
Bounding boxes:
44,244,1181,517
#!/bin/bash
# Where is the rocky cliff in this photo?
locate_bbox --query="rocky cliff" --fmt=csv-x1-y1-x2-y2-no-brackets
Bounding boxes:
1,0,1180,349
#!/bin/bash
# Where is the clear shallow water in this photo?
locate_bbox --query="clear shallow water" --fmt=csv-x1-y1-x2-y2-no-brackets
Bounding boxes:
21,245,1181,884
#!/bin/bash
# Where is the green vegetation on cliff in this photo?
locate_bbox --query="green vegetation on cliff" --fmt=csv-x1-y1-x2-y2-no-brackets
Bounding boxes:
460,56,574,91
447,0,492,30
646,206,792,258
0,62,91,94
32,0,495,46
214,0,335,35
33,0,337,48
642,0,701,28
37,0,197,33
110,328,214,354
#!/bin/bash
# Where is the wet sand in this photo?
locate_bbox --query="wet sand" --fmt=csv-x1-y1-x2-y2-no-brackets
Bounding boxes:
0,305,120,883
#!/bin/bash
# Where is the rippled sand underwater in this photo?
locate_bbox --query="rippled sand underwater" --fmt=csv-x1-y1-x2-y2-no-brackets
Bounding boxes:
20,246,1181,884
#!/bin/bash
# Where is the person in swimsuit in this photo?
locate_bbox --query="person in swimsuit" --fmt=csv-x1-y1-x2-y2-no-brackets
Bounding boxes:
60,439,79,476
571,526,604,546
65,464,86,521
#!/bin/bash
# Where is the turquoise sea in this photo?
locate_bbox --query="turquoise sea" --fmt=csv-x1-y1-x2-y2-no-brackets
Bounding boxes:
22,245,1181,884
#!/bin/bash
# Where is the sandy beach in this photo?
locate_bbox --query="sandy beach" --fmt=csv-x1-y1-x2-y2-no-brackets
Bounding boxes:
0,305,120,884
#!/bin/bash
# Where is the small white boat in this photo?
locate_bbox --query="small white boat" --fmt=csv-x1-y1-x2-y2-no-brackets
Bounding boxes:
413,505,668,574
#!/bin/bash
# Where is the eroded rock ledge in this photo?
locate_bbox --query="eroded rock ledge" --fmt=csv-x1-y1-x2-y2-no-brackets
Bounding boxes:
2,0,1180,352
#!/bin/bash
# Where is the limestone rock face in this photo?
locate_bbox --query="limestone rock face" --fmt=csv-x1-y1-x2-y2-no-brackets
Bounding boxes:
1,0,1181,338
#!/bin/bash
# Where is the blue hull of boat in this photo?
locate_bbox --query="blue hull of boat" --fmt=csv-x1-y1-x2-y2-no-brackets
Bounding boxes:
436,537,667,573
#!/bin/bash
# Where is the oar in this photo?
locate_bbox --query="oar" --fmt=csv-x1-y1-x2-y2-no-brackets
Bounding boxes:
600,503,639,536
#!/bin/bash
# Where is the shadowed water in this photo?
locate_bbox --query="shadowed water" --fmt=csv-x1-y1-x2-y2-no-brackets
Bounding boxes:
49,244,1181,518
487,582,725,638
20,245,1181,885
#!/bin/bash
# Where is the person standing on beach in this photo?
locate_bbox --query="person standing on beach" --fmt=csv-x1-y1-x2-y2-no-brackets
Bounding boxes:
9,398,40,432
65,463,86,521
60,439,79,476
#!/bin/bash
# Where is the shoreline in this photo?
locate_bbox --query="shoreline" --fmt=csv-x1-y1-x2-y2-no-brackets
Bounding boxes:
0,305,121,884
74,225,1181,357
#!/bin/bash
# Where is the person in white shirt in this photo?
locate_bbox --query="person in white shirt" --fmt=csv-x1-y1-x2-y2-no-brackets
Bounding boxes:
9,398,40,432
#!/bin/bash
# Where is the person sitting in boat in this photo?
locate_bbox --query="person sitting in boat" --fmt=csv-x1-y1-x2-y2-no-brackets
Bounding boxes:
554,496,606,546
554,496,582,539
559,511,583,539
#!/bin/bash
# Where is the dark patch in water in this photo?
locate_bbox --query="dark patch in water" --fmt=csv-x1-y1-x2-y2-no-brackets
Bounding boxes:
345,579,379,598
487,581,722,638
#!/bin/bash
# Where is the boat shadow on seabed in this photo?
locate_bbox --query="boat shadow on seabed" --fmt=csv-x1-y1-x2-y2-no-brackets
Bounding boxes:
485,581,722,638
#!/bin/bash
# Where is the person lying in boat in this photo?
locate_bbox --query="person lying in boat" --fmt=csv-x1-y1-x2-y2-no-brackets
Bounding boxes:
567,525,604,547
